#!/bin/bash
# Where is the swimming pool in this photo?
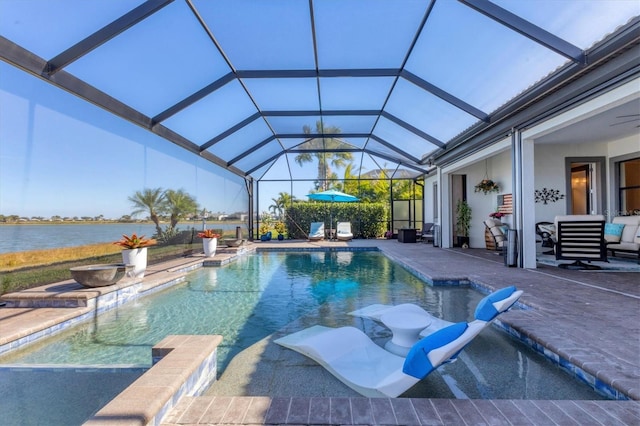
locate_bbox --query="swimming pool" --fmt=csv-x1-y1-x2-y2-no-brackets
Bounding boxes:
1,251,429,369
0,251,607,424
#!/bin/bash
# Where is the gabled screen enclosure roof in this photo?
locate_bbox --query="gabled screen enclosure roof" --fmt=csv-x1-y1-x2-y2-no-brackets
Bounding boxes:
1,0,638,182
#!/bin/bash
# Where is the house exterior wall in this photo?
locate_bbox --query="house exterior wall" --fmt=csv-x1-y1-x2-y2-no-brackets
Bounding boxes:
428,122,636,262
608,135,640,159
433,147,512,249
423,174,438,225
533,142,609,223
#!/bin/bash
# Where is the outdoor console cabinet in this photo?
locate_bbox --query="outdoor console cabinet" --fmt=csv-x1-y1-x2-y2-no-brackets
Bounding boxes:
398,228,417,243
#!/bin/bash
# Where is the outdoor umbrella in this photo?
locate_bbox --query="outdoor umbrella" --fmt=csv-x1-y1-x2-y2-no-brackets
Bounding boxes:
307,189,359,240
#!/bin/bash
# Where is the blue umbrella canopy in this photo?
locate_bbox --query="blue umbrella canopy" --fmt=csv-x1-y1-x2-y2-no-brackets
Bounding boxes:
306,189,359,203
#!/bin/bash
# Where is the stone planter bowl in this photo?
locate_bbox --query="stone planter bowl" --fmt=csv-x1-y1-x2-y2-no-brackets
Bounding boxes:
223,238,245,247
70,263,133,288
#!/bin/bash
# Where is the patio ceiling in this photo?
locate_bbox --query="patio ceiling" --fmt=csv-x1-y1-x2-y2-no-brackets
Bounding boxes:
1,0,638,182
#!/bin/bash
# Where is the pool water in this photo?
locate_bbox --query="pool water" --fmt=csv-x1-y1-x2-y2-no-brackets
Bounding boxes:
0,251,606,423
0,367,145,426
1,251,432,370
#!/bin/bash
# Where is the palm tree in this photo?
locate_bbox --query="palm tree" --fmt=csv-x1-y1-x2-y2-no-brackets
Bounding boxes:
294,121,353,191
163,189,199,233
269,197,284,219
129,188,165,236
340,163,360,195
269,192,296,219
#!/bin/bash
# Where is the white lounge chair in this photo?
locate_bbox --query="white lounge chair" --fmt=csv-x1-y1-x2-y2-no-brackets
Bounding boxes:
349,286,523,338
336,222,353,241
308,222,325,241
275,320,487,398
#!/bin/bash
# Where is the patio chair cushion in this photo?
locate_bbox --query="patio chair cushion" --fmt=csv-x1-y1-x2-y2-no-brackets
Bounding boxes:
621,222,639,243
308,222,325,240
336,222,353,240
484,219,506,247
604,223,625,243
474,285,519,322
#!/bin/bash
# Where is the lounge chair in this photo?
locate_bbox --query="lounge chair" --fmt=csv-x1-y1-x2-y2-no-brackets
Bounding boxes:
349,286,523,338
336,222,353,241
308,222,325,241
275,320,486,398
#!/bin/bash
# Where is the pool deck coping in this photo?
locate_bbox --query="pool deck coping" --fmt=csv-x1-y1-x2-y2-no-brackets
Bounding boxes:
1,239,639,425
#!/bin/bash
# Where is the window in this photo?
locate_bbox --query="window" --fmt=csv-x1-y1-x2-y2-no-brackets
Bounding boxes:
619,157,640,215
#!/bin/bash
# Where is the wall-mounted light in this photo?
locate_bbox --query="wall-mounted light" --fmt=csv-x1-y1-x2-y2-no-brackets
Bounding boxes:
571,177,587,185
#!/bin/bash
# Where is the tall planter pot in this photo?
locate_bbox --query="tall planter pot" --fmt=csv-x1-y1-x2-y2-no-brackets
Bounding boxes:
121,247,148,279
203,237,218,257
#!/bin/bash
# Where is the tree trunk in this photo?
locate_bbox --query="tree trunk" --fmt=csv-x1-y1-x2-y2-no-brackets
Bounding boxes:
150,213,163,236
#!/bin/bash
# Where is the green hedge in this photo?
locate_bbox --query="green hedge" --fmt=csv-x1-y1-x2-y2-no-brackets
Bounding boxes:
285,202,388,239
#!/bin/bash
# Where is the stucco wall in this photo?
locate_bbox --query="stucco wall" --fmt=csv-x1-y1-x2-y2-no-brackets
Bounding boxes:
608,134,640,158
534,136,639,223
437,150,512,249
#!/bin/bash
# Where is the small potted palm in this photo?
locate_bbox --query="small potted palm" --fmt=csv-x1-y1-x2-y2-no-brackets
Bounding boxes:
455,200,472,248
114,233,157,278
274,221,286,241
197,229,221,257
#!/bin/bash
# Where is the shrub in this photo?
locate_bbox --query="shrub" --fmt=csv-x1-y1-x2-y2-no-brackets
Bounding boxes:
285,202,388,239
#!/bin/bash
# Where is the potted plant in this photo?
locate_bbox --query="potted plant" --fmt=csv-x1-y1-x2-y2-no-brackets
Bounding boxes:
274,221,286,241
489,211,505,220
474,179,500,195
197,229,221,257
114,233,157,279
455,200,472,248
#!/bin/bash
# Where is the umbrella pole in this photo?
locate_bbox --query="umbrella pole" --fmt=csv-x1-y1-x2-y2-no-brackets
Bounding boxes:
330,202,333,241
330,200,335,241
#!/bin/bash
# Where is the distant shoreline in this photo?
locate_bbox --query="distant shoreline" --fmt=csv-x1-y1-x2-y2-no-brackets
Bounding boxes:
0,220,244,226
0,221,152,225
0,221,248,254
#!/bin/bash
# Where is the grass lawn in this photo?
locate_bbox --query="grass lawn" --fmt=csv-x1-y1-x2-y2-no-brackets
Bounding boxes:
0,243,199,295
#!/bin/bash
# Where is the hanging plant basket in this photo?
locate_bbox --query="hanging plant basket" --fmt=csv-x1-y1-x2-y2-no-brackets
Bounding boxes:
474,179,500,195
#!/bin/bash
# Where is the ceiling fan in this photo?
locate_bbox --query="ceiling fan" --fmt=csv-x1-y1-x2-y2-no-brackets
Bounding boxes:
610,113,640,127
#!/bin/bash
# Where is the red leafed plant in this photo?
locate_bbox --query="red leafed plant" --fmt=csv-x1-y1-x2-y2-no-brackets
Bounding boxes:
113,233,157,249
197,229,221,239
489,212,505,219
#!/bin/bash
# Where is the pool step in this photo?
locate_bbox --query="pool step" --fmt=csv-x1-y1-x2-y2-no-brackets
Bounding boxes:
0,278,143,308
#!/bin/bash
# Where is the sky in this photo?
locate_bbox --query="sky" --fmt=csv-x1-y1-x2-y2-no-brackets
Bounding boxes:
1,0,638,219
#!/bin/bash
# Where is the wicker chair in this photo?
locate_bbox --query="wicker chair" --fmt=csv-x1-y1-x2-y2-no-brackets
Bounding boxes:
484,219,506,251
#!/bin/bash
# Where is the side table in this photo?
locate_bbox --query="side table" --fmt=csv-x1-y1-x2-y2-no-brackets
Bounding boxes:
380,311,431,356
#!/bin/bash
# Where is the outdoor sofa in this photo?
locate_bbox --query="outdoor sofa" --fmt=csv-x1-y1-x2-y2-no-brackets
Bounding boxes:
605,215,640,263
